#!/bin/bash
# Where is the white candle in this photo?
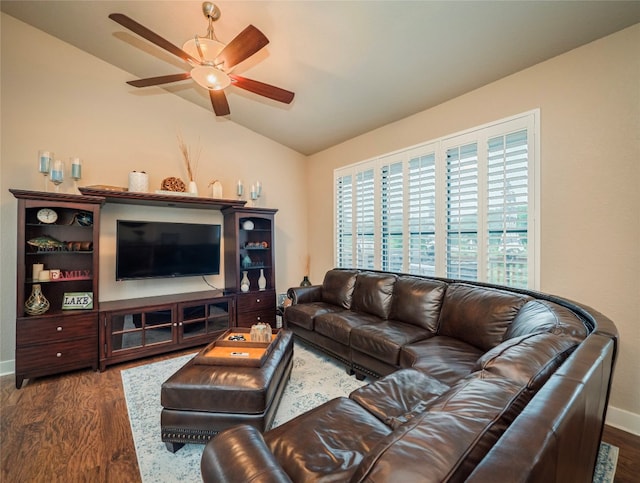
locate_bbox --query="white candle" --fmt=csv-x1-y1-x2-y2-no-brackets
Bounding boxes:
256,180,262,197
32,263,44,281
71,157,82,179
38,151,52,174
51,160,64,182
38,270,50,281
237,179,243,197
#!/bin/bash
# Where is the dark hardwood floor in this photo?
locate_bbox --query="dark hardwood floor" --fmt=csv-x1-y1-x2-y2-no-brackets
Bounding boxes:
2,352,639,482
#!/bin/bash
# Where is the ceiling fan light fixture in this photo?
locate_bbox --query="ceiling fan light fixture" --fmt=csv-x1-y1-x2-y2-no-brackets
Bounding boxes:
191,65,231,90
182,37,225,64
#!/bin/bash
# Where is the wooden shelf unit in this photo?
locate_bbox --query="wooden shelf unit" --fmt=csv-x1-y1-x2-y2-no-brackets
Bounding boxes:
11,189,104,388
10,189,279,386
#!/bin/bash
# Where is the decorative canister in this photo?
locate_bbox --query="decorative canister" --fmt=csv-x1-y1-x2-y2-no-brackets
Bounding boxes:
240,271,250,292
250,323,272,342
128,171,149,193
24,284,50,315
209,179,223,199
258,269,267,291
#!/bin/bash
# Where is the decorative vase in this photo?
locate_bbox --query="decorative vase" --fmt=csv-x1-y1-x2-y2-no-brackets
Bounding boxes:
188,180,198,195
300,276,312,287
258,269,267,291
240,271,250,292
24,283,50,315
242,254,252,269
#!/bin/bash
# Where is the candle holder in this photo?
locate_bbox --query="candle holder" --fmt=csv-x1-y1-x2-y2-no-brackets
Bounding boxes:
237,179,244,200
250,180,262,206
70,157,82,193
50,159,64,193
38,150,54,192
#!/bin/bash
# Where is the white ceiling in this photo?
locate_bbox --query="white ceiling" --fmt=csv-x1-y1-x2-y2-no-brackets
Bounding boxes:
2,1,639,155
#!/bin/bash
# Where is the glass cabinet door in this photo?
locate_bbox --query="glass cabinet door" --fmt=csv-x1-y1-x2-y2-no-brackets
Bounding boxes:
180,298,231,341
109,307,174,353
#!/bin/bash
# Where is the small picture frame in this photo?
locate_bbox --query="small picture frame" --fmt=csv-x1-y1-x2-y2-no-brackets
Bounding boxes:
62,292,94,310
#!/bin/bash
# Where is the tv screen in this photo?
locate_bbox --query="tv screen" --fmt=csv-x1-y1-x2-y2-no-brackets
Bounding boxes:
116,220,221,281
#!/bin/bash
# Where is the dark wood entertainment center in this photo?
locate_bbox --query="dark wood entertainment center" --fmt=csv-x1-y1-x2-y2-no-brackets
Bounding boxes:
11,188,278,388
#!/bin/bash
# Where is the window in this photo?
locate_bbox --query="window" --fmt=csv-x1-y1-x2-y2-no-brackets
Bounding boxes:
334,111,538,289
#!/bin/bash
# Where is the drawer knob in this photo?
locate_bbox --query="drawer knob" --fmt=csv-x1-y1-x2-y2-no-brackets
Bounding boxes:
256,299,261,303
56,352,62,358
56,326,63,332
257,316,261,321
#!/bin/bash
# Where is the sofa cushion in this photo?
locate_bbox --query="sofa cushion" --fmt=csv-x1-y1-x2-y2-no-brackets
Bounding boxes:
505,299,588,341
264,397,392,482
389,276,447,332
400,336,482,386
350,272,397,319
321,269,358,308
284,302,346,331
349,369,450,428
475,332,580,390
314,311,380,345
437,283,531,352
350,321,433,366
350,375,519,483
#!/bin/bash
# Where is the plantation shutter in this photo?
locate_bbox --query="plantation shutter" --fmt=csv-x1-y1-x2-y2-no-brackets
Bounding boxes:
408,152,437,276
355,169,375,269
335,174,353,267
381,160,404,272
446,143,479,281
486,130,529,288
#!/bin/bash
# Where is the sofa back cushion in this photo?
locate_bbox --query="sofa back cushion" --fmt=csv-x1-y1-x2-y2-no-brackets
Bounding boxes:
389,276,446,332
352,376,524,483
351,272,397,319
475,332,580,390
504,299,588,341
321,269,358,309
437,284,531,352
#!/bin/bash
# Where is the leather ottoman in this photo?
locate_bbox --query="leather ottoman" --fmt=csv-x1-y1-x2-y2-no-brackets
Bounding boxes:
160,329,294,452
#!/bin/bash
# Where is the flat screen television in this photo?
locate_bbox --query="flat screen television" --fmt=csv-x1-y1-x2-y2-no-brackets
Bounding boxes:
116,220,221,281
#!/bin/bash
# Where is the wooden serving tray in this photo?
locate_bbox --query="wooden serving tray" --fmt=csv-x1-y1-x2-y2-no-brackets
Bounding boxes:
194,328,281,367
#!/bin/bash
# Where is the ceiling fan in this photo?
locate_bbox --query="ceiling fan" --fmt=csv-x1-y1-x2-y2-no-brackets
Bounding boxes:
109,2,294,116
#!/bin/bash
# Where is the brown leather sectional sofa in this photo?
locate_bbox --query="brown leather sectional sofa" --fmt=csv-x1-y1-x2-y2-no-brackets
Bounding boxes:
201,269,618,482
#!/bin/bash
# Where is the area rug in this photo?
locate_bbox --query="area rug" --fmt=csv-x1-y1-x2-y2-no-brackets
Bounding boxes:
121,342,619,483
121,340,366,483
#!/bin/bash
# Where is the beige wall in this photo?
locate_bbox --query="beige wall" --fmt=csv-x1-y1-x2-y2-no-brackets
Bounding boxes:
0,14,308,368
307,25,640,432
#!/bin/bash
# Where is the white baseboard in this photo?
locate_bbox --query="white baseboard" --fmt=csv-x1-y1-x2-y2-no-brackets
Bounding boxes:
0,359,15,377
606,405,640,436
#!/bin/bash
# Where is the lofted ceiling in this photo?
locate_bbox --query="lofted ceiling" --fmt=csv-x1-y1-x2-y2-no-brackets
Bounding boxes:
2,1,639,155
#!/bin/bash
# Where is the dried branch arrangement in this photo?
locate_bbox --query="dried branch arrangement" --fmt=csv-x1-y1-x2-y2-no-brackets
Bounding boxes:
177,132,201,182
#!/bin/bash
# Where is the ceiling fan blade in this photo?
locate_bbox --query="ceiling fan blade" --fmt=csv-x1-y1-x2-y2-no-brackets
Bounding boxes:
127,72,191,88
209,90,230,116
109,13,200,65
215,25,269,70
230,75,295,104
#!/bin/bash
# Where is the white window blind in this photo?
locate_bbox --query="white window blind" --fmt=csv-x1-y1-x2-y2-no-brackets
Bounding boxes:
355,169,375,270
381,160,404,272
408,152,436,276
335,174,353,267
334,110,538,289
446,143,479,281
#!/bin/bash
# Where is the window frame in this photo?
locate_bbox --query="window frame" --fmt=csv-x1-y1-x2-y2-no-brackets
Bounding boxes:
333,109,540,290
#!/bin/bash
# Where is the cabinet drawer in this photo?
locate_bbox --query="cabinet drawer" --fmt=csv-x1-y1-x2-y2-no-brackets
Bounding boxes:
237,308,277,327
16,336,97,373
17,313,98,346
237,291,276,312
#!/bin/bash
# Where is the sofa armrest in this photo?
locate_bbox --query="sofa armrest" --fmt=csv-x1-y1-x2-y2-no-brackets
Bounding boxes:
201,425,292,483
287,285,322,304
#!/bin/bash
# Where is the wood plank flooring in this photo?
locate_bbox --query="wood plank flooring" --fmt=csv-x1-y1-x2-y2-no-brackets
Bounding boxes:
2,352,639,482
